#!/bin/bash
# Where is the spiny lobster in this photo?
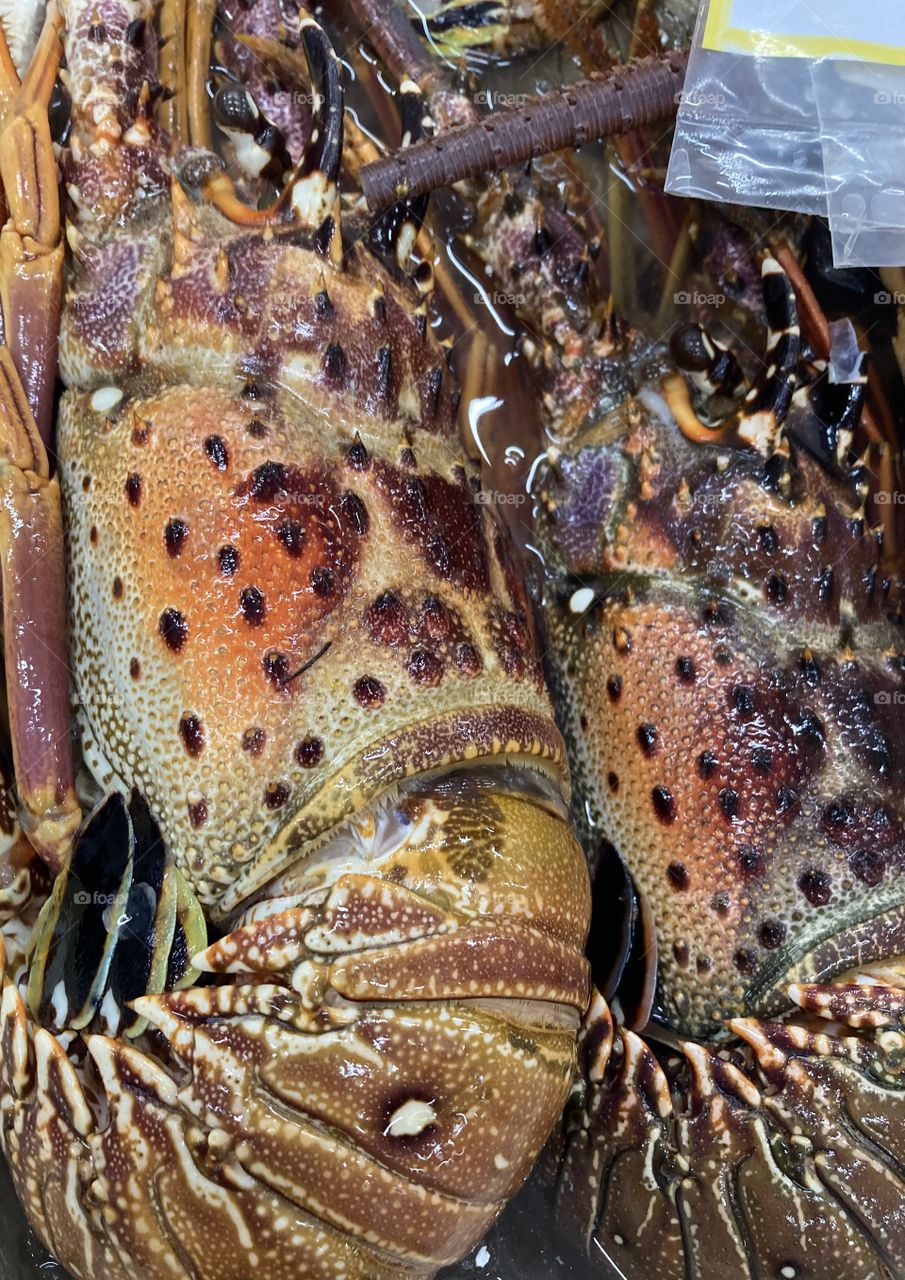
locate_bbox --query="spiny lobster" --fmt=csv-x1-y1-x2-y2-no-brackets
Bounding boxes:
0,2,592,1277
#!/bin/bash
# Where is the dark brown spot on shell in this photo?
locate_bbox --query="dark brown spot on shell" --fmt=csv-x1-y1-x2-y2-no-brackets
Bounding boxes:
218,544,240,576
204,435,229,470
731,685,755,715
90,525,98,545
188,799,208,828
666,861,688,889
264,781,290,809
735,947,758,974
849,848,886,886
422,596,451,641
354,675,385,708
798,868,832,906
340,491,369,536
247,418,268,438
607,771,619,792
126,473,142,506
766,571,788,604
276,519,304,557
165,517,189,557
250,460,287,502
776,786,799,815
159,608,188,651
652,786,676,824
673,941,690,968
719,787,739,820
407,649,443,685
606,675,622,703
295,737,324,768
240,586,266,626
311,567,335,597
759,919,786,949
455,642,482,676
112,577,123,599
399,446,417,470
738,845,764,876
323,342,345,382
262,651,289,685
346,436,369,470
675,655,695,683
179,713,204,757
636,724,657,755
367,592,409,646
751,747,773,775
82,475,91,492
242,726,266,755
758,523,778,554
697,750,717,780
130,658,141,680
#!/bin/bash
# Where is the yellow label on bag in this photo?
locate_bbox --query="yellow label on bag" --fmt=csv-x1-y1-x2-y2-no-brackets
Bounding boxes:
703,0,905,66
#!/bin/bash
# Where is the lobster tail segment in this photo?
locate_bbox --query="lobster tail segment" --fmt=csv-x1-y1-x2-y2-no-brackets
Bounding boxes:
1,767,592,1279
559,975,905,1279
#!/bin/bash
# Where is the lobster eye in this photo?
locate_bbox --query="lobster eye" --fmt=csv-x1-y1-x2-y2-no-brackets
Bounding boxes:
213,84,259,133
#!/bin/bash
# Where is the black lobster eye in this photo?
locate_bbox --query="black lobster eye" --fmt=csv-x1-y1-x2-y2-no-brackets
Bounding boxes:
213,84,259,133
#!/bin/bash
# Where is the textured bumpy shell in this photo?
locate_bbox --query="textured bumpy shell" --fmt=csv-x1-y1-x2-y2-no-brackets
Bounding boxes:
539,404,905,1037
58,100,562,918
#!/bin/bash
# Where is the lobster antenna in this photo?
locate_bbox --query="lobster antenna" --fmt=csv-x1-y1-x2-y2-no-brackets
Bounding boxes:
360,50,688,212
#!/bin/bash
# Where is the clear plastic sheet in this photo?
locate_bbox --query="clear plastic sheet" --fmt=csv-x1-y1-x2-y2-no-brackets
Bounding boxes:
666,0,905,266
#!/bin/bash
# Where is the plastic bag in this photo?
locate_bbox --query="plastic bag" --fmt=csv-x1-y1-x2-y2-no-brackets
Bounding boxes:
666,0,905,267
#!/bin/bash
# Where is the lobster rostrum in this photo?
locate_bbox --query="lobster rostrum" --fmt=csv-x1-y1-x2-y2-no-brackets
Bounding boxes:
0,3,593,1277
460,100,905,1279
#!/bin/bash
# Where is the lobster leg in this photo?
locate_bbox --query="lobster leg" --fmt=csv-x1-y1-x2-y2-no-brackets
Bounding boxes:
0,3,63,448
0,6,80,871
